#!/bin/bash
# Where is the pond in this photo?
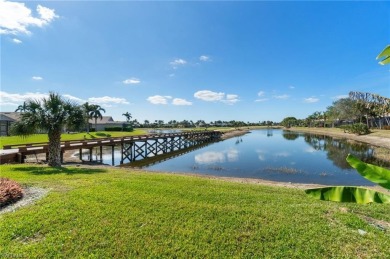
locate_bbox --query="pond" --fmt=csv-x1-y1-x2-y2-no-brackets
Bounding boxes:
82,129,389,186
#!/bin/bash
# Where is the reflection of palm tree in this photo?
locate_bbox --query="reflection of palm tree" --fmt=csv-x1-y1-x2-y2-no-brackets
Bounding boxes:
11,92,85,167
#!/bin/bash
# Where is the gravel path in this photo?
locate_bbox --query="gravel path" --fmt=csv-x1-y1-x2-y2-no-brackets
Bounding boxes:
0,187,49,215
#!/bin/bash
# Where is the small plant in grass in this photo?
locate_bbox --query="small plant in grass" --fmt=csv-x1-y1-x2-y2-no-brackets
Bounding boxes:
0,178,24,208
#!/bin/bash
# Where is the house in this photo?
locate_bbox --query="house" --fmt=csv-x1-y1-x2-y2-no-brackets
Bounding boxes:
88,116,129,131
0,112,21,136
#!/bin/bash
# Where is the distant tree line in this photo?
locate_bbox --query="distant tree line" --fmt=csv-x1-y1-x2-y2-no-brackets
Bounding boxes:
130,119,275,129
280,91,390,130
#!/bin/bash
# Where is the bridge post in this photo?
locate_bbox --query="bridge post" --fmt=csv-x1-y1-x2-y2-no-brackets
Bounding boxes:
111,145,115,166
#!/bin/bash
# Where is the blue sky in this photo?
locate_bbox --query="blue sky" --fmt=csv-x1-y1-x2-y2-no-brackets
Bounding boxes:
1,1,389,123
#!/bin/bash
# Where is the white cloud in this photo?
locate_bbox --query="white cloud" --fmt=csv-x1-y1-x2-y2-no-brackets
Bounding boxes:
199,55,211,62
273,94,289,100
170,58,187,68
168,73,175,77
222,94,239,105
172,98,192,106
12,38,22,44
147,95,172,105
289,85,295,89
0,1,59,35
88,96,129,105
0,91,48,106
258,91,265,97
304,97,319,103
123,77,140,84
194,90,239,105
194,90,225,102
0,91,130,108
63,94,85,104
255,98,269,102
32,76,43,80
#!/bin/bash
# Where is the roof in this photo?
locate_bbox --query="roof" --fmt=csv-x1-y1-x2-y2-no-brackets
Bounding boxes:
88,116,115,124
0,112,22,122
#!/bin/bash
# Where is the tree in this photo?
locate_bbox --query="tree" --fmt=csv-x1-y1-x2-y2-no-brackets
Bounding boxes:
280,117,298,128
90,105,105,131
122,112,132,122
82,102,94,133
11,92,85,167
15,102,28,112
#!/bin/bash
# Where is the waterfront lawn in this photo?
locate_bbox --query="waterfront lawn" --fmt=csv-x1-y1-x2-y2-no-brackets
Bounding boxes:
1,164,389,257
0,130,147,148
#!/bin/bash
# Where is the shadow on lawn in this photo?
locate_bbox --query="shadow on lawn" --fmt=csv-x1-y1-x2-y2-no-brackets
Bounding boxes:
11,166,108,175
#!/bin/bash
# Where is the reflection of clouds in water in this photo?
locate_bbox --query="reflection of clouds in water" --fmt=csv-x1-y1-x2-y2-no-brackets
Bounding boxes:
227,148,239,162
195,148,239,164
256,150,266,161
274,152,290,157
304,147,317,153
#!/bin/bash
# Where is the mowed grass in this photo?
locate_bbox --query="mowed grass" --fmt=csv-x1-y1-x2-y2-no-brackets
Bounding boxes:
1,165,389,257
0,130,147,148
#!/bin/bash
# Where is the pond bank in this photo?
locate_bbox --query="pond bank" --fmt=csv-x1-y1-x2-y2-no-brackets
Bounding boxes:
288,127,390,163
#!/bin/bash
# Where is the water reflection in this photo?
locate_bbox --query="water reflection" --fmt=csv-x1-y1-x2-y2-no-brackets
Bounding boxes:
195,148,239,164
282,131,299,141
303,134,375,169
92,129,389,185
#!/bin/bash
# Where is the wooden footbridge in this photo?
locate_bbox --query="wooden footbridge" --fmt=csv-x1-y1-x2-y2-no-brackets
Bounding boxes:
0,131,222,165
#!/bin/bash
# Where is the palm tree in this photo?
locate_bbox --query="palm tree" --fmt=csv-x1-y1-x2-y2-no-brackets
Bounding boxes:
90,105,106,131
122,112,132,122
15,102,28,112
82,102,94,133
10,92,85,167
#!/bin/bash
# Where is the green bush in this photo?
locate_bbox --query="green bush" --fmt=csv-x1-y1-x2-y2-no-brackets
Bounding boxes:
341,123,370,135
104,126,133,132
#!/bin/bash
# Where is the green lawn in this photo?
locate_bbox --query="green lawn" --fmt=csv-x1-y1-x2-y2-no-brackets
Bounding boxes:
0,130,147,148
1,164,389,257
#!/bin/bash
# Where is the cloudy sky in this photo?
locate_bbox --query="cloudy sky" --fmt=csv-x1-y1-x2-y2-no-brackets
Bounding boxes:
1,1,389,122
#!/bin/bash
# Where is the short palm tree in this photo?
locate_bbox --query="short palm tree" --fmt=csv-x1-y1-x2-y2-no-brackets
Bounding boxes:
11,92,85,167
82,102,94,133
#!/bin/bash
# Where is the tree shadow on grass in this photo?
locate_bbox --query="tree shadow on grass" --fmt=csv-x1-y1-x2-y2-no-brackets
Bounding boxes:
10,166,108,175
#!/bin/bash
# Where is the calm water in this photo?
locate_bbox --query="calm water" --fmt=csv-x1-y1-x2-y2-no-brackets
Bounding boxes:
85,129,389,185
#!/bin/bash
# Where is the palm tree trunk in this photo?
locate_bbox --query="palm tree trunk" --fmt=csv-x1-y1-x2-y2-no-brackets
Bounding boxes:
48,129,62,167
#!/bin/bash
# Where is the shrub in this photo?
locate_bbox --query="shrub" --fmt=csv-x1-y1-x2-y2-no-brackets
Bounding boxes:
104,126,133,132
383,125,390,130
351,123,370,135
0,178,24,208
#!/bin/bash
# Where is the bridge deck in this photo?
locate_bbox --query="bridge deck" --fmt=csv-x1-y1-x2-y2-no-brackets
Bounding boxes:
0,131,222,164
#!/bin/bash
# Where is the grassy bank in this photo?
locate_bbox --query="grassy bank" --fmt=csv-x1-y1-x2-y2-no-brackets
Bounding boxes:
1,164,389,257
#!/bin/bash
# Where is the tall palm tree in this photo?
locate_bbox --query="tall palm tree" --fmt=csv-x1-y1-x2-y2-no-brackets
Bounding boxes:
10,92,85,167
122,112,132,122
90,105,106,131
82,102,94,133
15,102,28,112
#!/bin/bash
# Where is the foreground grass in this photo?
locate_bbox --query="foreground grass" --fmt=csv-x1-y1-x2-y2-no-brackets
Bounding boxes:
1,165,389,257
0,130,147,148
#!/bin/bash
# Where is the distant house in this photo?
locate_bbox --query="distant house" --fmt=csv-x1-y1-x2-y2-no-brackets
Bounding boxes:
0,112,21,136
88,116,128,131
